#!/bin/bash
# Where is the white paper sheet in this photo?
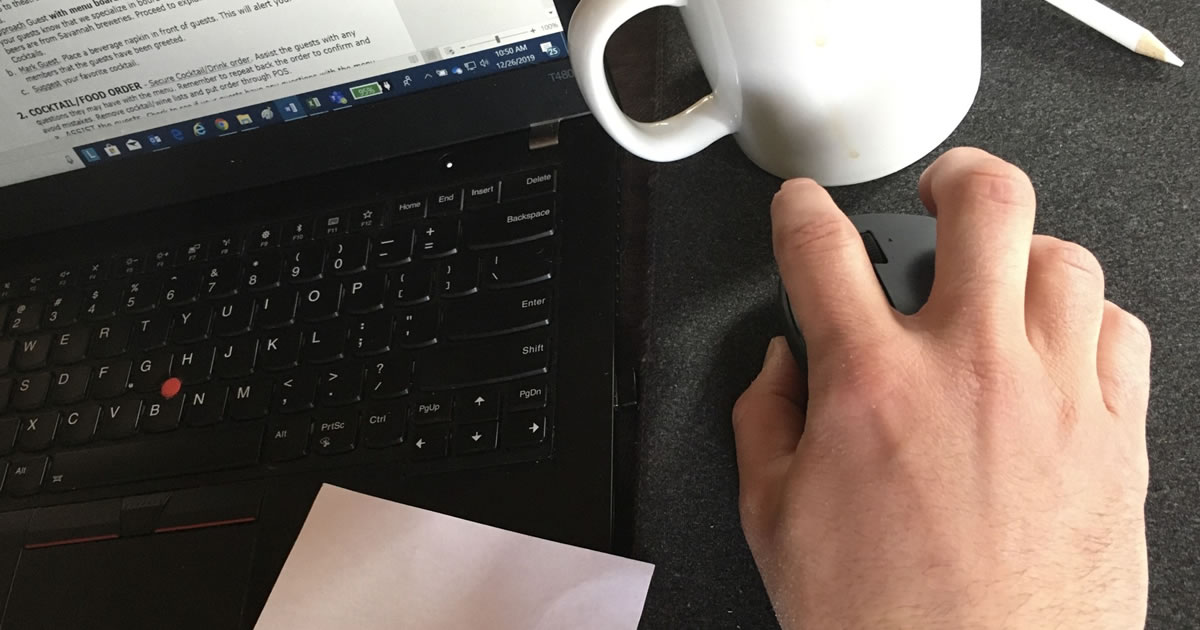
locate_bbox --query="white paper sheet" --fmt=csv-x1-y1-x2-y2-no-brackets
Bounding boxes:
255,485,655,630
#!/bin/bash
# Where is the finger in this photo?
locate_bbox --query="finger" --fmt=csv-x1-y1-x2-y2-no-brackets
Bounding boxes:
1097,302,1152,419
1025,235,1106,371
918,148,1038,327
772,179,895,353
732,338,807,528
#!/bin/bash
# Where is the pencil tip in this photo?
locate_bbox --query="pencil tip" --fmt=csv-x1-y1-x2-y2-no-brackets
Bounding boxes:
1164,49,1184,67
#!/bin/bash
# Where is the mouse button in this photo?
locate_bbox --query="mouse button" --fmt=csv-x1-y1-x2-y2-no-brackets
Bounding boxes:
859,231,888,264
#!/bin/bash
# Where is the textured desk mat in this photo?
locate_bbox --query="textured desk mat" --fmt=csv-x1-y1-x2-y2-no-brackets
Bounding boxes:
630,1,1199,627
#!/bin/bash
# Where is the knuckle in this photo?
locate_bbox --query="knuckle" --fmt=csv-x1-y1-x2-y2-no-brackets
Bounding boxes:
1041,240,1105,284
775,213,859,262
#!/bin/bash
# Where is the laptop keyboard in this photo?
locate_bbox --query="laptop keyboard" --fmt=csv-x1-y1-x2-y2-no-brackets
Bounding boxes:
0,166,560,498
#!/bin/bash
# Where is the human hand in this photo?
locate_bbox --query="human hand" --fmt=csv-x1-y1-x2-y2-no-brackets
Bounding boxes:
734,148,1151,629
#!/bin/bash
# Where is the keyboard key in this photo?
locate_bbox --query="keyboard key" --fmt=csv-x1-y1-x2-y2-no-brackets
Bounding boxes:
43,293,81,328
501,168,556,201
213,339,258,380
116,254,145,277
46,422,263,492
256,290,298,330
319,363,364,407
330,235,370,276
395,196,427,221
413,393,452,424
388,264,432,306
178,240,208,265
455,422,499,454
50,327,89,365
213,297,255,336
0,280,15,301
344,272,388,315
483,242,554,289
250,224,280,250
91,361,132,399
228,380,271,420
8,300,43,334
0,304,6,330
82,260,107,284
259,330,302,371
130,314,170,350
298,280,342,322
411,425,449,460
284,218,315,244
455,388,500,422
276,370,318,414
464,180,501,210
436,255,478,298
415,330,549,390
373,227,414,268
362,404,406,448
210,234,242,258
82,287,120,321
49,365,90,405
504,411,548,447
162,271,202,306
286,244,326,283
397,307,438,349
7,456,47,496
349,205,383,232
121,278,161,314
245,252,283,292
429,187,464,215
140,397,184,433
350,313,392,357
0,378,10,412
507,377,550,411
130,351,173,392
17,412,57,451
12,373,50,411
0,340,12,372
98,400,141,439
58,405,99,446
14,334,52,371
173,346,214,384
90,321,130,358
200,260,241,298
301,322,347,364
366,354,411,399
147,248,173,271
181,385,227,427
50,267,78,289
443,286,551,341
265,416,310,462
464,200,555,250
23,275,46,296
416,219,459,258
312,415,357,455
170,306,212,344
0,416,14,453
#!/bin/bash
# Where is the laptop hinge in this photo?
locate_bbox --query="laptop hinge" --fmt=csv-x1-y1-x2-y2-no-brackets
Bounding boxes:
529,119,561,150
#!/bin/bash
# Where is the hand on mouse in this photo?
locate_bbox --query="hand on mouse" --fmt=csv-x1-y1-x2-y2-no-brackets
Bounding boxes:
733,148,1151,629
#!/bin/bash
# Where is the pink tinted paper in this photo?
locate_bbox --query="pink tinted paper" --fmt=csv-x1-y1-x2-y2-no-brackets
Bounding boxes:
255,485,655,630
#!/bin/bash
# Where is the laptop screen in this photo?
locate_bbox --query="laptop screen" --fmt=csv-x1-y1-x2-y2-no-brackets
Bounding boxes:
0,0,568,189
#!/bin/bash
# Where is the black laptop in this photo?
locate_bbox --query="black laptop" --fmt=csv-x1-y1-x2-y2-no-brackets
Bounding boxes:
0,0,622,626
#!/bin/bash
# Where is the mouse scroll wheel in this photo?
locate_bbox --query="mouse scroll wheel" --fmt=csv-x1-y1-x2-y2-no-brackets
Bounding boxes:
860,231,889,265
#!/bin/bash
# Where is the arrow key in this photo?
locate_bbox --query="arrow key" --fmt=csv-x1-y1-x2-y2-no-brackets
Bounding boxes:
455,388,499,422
504,411,548,448
455,422,498,455
411,424,449,460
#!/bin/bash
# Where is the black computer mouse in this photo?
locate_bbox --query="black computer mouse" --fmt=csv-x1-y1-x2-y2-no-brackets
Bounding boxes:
780,213,937,367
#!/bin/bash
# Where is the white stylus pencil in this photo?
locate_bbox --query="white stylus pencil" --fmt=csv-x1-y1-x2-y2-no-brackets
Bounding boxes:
1042,0,1184,66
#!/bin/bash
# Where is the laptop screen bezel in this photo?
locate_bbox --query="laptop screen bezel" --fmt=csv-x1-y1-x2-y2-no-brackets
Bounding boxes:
0,0,585,239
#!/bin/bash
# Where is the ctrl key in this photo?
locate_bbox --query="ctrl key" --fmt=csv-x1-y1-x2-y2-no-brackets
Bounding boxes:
5,456,47,497
312,415,357,455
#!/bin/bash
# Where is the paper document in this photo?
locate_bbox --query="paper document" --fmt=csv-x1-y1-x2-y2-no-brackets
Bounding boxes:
255,485,655,630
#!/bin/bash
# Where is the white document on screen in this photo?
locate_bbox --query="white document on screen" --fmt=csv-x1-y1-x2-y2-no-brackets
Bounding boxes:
255,485,656,630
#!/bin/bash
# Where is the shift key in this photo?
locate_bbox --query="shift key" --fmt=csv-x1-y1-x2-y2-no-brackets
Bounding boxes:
415,330,550,390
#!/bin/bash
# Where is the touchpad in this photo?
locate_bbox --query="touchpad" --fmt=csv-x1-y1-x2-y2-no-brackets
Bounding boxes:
4,525,258,630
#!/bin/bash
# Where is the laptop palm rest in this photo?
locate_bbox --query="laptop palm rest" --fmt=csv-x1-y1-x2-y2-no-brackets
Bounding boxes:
2,524,258,630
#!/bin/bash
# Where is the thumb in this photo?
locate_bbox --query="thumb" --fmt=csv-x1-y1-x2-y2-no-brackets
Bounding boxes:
733,337,808,526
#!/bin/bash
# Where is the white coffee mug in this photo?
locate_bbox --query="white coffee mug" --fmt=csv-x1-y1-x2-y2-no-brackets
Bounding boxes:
569,0,982,186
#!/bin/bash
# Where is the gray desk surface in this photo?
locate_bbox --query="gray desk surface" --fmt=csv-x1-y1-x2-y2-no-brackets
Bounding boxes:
626,1,1199,628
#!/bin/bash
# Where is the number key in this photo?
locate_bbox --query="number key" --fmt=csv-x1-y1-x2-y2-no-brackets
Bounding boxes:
121,278,162,313
7,300,43,334
330,234,370,276
162,271,202,306
286,244,325,283
43,293,82,329
200,260,241,298
83,287,119,321
245,252,282,292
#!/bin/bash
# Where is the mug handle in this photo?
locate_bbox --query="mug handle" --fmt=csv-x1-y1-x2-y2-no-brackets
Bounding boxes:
568,0,737,162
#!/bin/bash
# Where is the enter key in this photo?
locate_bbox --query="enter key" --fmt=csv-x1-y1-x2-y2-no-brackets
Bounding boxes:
442,286,552,341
